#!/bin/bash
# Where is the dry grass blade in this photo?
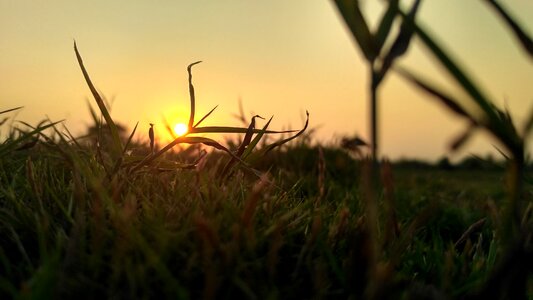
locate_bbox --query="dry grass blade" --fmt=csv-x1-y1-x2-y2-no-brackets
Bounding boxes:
74,42,123,155
194,105,219,128
187,61,202,129
484,0,533,58
333,0,376,61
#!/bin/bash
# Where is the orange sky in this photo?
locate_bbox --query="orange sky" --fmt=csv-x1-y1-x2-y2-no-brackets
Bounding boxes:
1,0,532,161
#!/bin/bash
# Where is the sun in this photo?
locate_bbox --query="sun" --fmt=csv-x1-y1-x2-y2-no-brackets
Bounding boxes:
173,123,188,136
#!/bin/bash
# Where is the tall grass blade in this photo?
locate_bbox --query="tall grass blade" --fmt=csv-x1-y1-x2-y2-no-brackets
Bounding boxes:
74,42,123,155
333,0,376,61
261,111,309,155
483,0,533,58
194,105,219,128
398,11,496,119
190,126,295,135
187,61,202,129
378,0,421,82
374,0,399,54
0,106,23,115
395,67,476,121
242,116,273,160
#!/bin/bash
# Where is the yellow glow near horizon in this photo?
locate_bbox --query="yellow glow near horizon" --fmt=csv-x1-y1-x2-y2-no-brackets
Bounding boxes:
173,123,188,137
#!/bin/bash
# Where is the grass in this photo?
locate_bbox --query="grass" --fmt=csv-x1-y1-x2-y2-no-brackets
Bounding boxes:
0,1,532,298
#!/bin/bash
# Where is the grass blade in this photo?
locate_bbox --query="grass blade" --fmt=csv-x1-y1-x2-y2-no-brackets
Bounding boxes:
398,11,496,119
0,106,23,115
374,0,399,54
333,0,376,61
187,61,202,129
261,111,309,155
378,0,421,82
190,126,295,135
74,42,123,155
242,116,273,160
194,105,219,128
483,0,533,58
395,67,477,122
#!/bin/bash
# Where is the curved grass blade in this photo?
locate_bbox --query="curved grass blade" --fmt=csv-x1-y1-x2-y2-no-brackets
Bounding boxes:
483,0,533,58
187,61,202,129
0,120,63,156
74,42,123,155
333,0,376,61
194,105,219,128
261,110,309,155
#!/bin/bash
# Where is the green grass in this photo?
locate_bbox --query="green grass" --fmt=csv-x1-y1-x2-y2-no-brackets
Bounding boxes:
1,118,530,299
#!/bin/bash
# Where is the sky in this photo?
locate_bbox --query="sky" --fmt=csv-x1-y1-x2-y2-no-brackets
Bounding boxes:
1,0,532,161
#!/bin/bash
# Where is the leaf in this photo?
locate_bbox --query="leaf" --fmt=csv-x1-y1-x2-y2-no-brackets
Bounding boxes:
0,121,63,156
74,42,123,155
484,0,533,58
242,116,273,160
256,111,309,158
377,0,421,84
374,0,399,54
523,104,533,136
190,126,296,135
333,0,376,61
221,115,263,178
187,61,202,129
0,106,23,115
395,67,477,122
450,123,477,152
398,11,497,120
194,105,219,128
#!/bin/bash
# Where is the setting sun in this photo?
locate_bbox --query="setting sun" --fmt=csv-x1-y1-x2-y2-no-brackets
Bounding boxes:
173,123,188,136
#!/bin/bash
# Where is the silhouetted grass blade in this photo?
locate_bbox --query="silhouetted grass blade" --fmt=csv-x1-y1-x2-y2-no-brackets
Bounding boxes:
374,0,399,54
74,42,123,155
484,0,533,58
187,61,202,129
334,0,376,61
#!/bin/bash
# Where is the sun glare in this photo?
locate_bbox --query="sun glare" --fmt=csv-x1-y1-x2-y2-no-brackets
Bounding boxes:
173,123,188,136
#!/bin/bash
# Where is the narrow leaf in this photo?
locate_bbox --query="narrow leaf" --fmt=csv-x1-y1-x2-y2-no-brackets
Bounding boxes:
187,61,202,129
450,123,477,152
242,116,273,160
377,0,421,83
74,42,123,154
190,126,296,135
262,111,309,155
333,0,376,61
0,106,23,115
194,105,219,128
398,11,496,119
395,67,477,122
374,0,399,54
484,0,533,58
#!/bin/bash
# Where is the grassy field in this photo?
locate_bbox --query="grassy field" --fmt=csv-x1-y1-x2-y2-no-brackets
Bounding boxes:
1,2,532,298
0,120,530,299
